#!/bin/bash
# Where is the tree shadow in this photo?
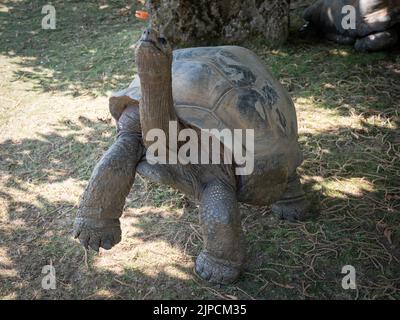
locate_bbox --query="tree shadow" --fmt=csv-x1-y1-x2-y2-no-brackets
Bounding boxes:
0,0,146,97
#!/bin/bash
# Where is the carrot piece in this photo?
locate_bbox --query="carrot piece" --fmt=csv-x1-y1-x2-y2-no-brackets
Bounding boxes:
135,10,149,20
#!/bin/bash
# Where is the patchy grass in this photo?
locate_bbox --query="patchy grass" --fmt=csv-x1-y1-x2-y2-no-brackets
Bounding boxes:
1,0,399,300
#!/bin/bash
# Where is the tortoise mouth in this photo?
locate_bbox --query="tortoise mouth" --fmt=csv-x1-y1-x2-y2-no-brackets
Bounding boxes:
135,28,172,68
137,39,162,51
135,39,171,62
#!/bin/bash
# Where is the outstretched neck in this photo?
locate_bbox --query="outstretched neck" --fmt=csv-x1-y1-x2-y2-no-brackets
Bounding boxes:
138,69,179,149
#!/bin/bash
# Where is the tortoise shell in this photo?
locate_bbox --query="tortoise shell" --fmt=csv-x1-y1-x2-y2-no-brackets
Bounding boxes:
111,46,303,203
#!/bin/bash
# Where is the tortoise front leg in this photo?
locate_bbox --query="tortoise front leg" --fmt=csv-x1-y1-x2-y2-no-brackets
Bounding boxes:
73,106,144,251
195,180,245,284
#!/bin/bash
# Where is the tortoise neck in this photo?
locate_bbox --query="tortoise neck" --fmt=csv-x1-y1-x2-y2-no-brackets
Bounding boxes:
139,72,179,149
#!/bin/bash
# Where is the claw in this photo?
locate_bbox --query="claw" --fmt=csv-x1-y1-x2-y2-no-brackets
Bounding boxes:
200,270,212,281
195,251,241,284
72,218,121,251
195,263,203,274
112,231,121,245
101,238,113,250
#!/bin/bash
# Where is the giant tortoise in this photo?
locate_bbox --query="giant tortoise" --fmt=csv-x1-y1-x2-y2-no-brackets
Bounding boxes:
73,28,310,284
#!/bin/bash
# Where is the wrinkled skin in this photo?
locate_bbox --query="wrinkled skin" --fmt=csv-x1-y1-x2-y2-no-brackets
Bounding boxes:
300,0,400,51
73,28,310,284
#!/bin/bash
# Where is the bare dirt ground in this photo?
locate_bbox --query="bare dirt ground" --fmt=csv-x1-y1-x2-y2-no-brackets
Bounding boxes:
0,0,399,299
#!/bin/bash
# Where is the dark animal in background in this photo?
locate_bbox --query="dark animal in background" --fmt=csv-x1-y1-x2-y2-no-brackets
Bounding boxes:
300,0,400,51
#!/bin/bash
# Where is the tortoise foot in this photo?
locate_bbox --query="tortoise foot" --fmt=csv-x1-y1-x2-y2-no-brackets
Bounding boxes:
195,251,241,284
272,173,310,221
271,196,310,221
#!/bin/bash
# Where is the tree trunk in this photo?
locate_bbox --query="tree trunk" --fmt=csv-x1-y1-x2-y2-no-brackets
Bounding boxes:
147,0,291,47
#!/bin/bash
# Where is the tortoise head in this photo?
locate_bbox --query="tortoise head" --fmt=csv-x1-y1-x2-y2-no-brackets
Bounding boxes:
135,28,172,80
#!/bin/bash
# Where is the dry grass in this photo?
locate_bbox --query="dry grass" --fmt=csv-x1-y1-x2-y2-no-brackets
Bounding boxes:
0,0,399,300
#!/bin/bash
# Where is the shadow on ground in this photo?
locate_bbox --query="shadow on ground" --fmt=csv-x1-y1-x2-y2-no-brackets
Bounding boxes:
0,0,146,97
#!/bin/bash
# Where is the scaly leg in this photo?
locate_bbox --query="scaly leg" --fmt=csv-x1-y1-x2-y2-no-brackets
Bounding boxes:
195,180,245,284
73,106,144,251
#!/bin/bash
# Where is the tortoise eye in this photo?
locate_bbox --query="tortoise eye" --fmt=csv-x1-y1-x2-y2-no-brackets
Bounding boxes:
158,37,167,45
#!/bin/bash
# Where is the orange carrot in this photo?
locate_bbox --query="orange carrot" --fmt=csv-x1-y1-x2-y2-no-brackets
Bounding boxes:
135,10,149,20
